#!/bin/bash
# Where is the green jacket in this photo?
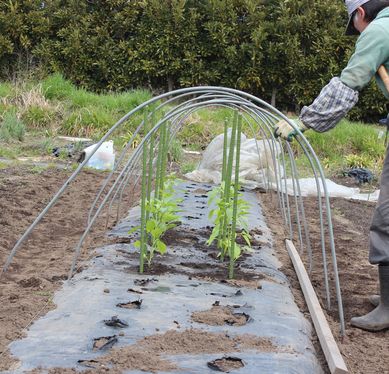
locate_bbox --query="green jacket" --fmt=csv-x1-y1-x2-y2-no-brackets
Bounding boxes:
340,7,389,99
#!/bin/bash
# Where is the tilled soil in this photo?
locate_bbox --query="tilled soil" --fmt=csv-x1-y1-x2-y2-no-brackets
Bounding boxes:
260,191,389,374
0,166,137,370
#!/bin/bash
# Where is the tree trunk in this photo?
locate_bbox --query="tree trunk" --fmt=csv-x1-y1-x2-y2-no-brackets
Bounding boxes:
167,76,174,92
271,88,277,107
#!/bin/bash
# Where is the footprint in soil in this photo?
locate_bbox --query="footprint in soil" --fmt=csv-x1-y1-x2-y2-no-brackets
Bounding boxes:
207,356,245,372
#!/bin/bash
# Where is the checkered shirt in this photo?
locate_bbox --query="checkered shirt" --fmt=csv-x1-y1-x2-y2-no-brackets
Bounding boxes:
299,77,359,132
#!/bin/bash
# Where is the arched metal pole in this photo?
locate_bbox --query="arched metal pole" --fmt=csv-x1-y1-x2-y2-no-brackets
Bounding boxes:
1,86,345,336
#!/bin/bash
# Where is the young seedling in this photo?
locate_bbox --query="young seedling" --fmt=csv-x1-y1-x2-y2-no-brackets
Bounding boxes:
207,182,251,263
134,174,182,266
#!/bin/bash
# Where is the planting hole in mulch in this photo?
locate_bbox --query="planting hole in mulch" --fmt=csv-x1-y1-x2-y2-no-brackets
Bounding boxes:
116,299,142,309
92,335,118,351
77,359,100,368
103,316,129,328
127,287,143,294
134,278,158,286
207,356,245,372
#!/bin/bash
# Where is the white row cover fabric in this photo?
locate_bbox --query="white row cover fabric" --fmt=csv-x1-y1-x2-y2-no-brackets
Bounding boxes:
185,131,379,201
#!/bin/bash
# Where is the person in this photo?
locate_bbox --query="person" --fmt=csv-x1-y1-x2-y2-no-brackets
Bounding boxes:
274,0,389,332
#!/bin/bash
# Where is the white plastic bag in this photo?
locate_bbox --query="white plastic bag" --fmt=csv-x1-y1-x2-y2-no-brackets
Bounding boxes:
83,140,115,171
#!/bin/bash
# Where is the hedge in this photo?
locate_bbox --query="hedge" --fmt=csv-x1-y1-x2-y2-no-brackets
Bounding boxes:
1,0,387,121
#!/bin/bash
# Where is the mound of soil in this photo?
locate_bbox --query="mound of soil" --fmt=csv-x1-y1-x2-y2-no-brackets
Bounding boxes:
191,305,250,326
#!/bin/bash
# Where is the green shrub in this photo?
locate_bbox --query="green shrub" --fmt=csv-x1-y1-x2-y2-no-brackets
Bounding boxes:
1,1,387,122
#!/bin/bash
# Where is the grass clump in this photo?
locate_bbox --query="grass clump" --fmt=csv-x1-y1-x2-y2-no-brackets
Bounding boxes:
22,105,57,129
41,73,75,100
294,119,386,176
0,82,13,98
0,111,26,142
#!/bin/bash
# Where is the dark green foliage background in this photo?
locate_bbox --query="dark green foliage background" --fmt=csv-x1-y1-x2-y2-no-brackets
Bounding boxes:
1,0,387,121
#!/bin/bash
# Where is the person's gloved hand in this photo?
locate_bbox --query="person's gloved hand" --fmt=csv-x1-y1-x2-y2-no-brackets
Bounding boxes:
274,119,308,141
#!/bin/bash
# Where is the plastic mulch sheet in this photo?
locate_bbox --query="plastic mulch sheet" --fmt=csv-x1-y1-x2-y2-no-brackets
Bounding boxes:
7,182,323,374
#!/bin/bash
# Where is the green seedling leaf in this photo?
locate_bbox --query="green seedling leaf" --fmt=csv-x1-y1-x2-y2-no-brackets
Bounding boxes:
156,240,167,254
207,226,220,246
242,231,252,247
232,243,241,260
146,220,156,232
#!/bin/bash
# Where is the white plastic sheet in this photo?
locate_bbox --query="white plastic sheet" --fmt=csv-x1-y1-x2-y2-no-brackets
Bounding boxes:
185,131,379,201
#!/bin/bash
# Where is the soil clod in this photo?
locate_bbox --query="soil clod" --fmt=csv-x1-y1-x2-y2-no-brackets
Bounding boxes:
18,276,41,288
207,356,245,372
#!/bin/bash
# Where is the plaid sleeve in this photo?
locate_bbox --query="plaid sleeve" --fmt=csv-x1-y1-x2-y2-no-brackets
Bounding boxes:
299,77,359,132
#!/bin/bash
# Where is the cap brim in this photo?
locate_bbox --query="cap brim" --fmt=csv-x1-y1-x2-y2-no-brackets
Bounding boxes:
345,16,360,35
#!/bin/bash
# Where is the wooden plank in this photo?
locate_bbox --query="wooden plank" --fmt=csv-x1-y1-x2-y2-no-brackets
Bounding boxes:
286,239,348,374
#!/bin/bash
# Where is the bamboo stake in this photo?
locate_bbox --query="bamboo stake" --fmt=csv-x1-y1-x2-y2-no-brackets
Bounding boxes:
229,114,242,279
221,119,228,183
139,112,149,273
154,123,164,200
145,114,155,225
221,112,238,261
218,120,229,249
159,122,169,199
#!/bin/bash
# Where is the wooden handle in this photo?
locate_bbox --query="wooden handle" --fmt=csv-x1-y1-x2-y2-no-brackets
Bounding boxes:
378,65,389,93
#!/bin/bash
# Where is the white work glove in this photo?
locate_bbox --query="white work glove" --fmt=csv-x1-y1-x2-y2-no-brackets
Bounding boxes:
274,119,308,142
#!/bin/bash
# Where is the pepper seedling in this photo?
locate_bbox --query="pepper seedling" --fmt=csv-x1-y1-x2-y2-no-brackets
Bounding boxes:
207,182,252,265
134,174,182,267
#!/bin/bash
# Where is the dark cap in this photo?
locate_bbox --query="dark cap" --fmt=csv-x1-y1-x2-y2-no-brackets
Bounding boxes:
345,0,370,35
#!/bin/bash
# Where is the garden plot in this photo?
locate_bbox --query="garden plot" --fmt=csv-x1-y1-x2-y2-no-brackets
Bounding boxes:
8,182,323,373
